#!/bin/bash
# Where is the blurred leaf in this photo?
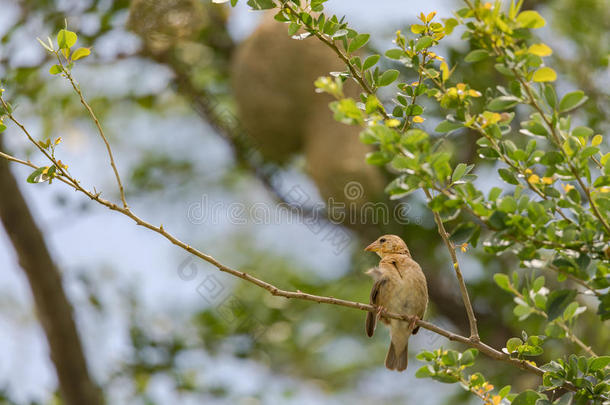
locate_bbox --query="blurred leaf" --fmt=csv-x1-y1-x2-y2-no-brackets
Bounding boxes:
348,34,369,53
546,290,577,321
415,36,433,51
378,69,399,86
559,91,587,112
533,67,557,82
516,10,546,28
464,49,489,63
512,390,543,405
57,29,77,49
494,273,512,292
49,64,62,75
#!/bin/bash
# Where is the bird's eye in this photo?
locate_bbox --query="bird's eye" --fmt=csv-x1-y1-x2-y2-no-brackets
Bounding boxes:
379,238,386,243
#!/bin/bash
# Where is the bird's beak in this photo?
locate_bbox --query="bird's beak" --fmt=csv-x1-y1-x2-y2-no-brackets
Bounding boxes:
365,241,379,252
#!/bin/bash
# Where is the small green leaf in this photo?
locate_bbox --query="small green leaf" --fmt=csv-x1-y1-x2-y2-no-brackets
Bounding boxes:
487,96,520,111
49,64,62,75
498,168,519,185
415,36,433,51
452,163,467,183
494,273,511,292
459,348,478,366
561,301,579,322
589,356,610,371
514,304,532,320
543,84,556,108
26,167,48,183
415,365,434,378
411,24,426,34
594,176,610,187
498,385,511,398
464,49,489,63
532,276,545,292
516,10,546,28
506,337,523,353
71,47,91,60
57,29,77,49
435,120,463,133
247,0,276,10
362,54,380,70
511,390,542,405
546,290,577,321
365,151,392,166
499,196,517,213
545,323,565,338
559,90,587,112
384,49,404,60
444,18,458,34
441,350,459,366
348,33,369,53
378,69,399,87
416,350,436,361
405,104,423,116
287,22,300,35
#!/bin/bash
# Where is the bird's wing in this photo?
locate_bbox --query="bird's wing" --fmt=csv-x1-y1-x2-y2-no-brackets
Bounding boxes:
366,277,388,337
395,257,428,334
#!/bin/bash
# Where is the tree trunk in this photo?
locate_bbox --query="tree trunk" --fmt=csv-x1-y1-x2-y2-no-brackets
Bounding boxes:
0,139,103,405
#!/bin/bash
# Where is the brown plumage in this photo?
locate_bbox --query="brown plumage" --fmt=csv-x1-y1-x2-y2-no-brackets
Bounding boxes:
364,235,428,371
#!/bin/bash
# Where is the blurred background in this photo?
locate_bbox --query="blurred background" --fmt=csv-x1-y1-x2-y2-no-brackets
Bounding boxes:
0,0,608,404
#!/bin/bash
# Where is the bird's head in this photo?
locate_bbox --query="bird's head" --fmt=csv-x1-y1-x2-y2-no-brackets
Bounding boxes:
364,234,410,258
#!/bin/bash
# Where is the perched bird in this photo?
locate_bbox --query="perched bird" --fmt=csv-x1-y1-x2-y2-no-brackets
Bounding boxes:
364,235,428,371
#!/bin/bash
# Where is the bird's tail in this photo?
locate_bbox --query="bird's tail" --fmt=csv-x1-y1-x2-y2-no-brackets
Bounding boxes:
385,341,408,371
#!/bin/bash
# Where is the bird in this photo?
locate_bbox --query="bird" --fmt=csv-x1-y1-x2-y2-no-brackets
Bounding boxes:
364,234,428,371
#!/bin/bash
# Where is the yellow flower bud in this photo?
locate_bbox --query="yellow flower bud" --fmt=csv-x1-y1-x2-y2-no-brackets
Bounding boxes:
528,174,540,184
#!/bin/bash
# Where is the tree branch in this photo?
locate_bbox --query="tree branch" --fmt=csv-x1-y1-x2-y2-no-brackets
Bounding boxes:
0,138,103,405
0,95,582,392
423,188,480,340
55,53,128,209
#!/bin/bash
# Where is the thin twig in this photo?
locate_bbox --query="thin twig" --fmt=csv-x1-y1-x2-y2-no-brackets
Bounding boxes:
283,3,390,120
0,148,549,377
423,188,479,340
56,53,128,209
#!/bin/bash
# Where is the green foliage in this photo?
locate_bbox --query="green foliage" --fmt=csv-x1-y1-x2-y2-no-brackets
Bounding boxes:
416,348,514,403
541,355,610,403
1,0,608,403
228,0,610,402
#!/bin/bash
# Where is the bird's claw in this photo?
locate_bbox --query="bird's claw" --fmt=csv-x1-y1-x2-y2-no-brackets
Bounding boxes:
375,305,385,322
408,316,420,331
